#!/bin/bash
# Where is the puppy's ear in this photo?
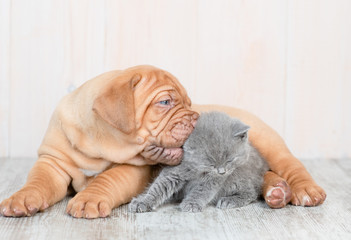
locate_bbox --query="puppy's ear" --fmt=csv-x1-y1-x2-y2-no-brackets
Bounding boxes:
93,74,142,134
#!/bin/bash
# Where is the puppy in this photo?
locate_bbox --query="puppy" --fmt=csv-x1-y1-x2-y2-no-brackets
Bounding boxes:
0,65,198,218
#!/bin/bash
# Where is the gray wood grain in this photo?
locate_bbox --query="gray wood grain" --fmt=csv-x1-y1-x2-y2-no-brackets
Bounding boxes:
0,158,350,240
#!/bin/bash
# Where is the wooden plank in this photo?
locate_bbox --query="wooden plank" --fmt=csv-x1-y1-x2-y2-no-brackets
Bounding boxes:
8,0,107,157
4,0,351,159
0,0,11,158
1,158,350,240
104,0,198,99
65,0,106,88
9,0,70,157
285,0,351,158
196,0,288,137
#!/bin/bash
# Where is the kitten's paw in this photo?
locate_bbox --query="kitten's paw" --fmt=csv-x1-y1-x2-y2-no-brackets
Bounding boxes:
180,202,203,213
264,180,292,209
128,199,152,213
216,196,251,209
216,197,238,209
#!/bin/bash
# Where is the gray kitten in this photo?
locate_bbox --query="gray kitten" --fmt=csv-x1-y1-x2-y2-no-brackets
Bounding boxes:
129,111,269,213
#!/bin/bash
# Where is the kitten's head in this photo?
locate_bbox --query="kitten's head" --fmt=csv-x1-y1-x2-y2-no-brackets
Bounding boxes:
183,111,250,176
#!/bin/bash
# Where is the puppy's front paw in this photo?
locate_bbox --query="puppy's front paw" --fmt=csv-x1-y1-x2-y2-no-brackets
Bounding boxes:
66,192,112,219
180,202,203,213
128,199,152,213
0,189,49,217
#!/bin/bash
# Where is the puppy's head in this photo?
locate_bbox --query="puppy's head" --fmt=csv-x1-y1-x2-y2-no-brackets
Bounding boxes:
93,65,199,165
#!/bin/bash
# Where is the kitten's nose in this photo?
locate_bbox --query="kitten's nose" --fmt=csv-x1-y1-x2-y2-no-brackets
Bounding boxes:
217,167,226,175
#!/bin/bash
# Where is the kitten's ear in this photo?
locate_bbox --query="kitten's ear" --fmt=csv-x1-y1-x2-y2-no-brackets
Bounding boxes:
233,124,250,141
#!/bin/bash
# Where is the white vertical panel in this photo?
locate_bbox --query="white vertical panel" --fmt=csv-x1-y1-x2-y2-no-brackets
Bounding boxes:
9,0,108,157
2,0,351,158
196,0,288,136
104,0,198,99
10,0,69,157
64,0,106,88
0,0,11,157
286,0,351,158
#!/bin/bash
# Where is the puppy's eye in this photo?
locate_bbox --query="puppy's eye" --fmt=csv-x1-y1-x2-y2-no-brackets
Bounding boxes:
159,99,171,105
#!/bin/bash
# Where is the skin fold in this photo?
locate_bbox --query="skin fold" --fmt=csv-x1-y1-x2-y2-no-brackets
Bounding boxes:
0,65,326,219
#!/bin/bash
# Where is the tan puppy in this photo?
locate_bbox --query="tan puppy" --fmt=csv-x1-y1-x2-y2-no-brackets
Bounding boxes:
0,65,326,218
0,65,198,218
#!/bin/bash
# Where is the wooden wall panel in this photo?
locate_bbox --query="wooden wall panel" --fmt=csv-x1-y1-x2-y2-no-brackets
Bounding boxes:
9,0,69,157
104,0,198,98
196,0,287,136
65,0,106,87
0,0,11,157
286,0,351,158
0,0,350,159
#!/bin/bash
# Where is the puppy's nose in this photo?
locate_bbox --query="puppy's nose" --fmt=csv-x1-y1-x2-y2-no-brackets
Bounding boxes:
217,167,226,175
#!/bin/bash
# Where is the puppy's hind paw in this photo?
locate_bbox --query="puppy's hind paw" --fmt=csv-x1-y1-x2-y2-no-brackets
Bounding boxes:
265,180,292,209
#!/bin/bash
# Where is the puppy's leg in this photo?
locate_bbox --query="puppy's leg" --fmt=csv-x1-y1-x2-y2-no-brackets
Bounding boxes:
263,171,292,208
249,122,326,206
247,118,326,206
66,164,152,219
274,157,326,206
0,157,70,217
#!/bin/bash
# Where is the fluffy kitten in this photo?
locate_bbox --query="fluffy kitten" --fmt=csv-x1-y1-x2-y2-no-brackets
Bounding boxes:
129,111,269,213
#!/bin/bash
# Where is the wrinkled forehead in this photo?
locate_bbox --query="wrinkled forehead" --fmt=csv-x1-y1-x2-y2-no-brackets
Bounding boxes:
155,70,191,105
128,66,191,106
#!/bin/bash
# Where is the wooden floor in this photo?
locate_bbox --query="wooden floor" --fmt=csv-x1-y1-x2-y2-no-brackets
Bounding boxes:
0,158,350,240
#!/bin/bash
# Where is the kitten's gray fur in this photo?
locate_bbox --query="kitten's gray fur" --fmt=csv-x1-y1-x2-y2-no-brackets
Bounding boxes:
129,111,269,213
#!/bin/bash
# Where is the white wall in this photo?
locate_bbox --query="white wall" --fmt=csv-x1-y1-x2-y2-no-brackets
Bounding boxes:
0,0,350,159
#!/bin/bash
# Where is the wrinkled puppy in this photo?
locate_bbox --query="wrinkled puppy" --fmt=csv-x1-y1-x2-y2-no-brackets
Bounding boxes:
0,65,198,218
129,112,269,213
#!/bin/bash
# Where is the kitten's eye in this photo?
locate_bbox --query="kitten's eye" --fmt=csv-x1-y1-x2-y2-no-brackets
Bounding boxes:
225,160,233,165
